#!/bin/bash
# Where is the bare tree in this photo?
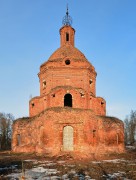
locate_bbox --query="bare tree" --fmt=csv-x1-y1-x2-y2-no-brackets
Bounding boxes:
129,110,136,145
124,117,129,145
124,110,136,145
0,112,14,150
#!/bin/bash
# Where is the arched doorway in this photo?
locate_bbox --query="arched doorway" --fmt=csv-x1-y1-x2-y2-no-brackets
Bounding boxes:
64,94,72,107
63,126,74,151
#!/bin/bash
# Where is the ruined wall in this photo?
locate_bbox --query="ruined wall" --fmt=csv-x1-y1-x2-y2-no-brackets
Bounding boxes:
12,107,124,156
39,62,96,97
12,24,125,157
29,87,106,117
28,25,106,118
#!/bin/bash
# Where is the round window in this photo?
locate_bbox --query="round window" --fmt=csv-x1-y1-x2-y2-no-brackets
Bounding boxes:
65,59,70,65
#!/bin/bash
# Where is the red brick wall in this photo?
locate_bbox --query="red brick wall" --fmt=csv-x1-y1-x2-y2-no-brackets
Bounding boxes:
12,108,125,156
29,25,106,117
29,87,106,117
13,25,125,157
60,26,75,46
39,62,96,96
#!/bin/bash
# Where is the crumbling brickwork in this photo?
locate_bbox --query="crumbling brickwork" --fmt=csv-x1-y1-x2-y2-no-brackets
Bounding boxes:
29,25,105,117
12,21,125,157
12,108,124,156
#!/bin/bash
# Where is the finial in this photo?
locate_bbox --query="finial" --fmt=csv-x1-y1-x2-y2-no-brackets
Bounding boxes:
66,4,68,16
62,4,72,26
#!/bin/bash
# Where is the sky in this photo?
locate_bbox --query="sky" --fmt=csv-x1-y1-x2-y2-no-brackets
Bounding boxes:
0,0,136,120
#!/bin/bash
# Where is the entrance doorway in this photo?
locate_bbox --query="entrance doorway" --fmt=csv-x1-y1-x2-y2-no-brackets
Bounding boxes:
63,126,73,151
64,94,72,107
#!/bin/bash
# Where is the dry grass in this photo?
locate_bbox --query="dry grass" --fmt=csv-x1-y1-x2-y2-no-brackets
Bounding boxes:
0,148,136,179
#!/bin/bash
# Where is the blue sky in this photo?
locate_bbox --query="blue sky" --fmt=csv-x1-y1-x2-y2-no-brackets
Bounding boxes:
0,0,136,120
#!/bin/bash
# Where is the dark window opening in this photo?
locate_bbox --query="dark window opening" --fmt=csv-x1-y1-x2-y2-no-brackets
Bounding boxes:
89,79,93,84
17,134,21,146
65,59,70,65
64,94,72,107
52,94,55,97
66,33,69,41
32,103,34,107
101,101,104,106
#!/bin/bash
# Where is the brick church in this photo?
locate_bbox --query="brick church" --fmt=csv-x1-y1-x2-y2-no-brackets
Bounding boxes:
12,8,125,157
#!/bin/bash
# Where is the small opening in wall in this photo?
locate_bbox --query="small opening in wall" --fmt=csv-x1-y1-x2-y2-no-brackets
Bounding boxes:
66,33,69,41
52,94,55,97
93,130,96,137
89,79,93,84
65,59,70,65
101,101,104,106
17,134,21,146
32,103,35,107
80,93,85,97
43,81,46,88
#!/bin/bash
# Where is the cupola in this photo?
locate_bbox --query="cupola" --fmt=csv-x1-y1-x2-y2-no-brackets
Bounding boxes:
59,6,75,47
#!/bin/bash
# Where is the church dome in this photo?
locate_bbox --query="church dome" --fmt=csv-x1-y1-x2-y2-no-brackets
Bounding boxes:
48,43,89,63
40,9,95,71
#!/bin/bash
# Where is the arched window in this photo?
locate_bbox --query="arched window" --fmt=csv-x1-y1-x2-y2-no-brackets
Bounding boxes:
64,94,72,107
66,33,69,41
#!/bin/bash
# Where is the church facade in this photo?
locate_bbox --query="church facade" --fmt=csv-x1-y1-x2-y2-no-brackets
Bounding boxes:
12,10,125,157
